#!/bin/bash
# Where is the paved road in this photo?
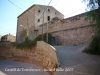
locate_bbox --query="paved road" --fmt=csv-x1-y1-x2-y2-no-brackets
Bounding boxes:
0,44,100,75
0,60,50,75
54,44,100,75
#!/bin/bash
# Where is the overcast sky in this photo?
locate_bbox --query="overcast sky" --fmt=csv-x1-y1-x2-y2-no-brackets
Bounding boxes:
0,0,86,36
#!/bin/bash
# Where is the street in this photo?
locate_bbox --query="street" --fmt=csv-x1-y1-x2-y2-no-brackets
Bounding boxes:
54,44,100,75
0,60,50,75
0,44,100,75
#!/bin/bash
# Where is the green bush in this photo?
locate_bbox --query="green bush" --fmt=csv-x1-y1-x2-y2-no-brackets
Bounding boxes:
16,33,52,49
32,33,52,46
83,35,100,55
16,36,33,49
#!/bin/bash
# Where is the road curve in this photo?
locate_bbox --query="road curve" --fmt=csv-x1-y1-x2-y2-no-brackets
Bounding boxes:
0,60,50,75
54,44,100,75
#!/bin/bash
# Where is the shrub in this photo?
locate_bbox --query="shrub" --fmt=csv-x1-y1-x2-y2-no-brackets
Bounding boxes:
16,33,52,49
83,35,100,55
32,33,52,46
16,36,33,49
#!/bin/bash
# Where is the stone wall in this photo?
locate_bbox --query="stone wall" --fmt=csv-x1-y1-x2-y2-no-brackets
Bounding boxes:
52,26,95,45
0,41,59,75
16,5,35,42
16,4,64,43
1,34,16,42
38,13,95,45
7,34,16,42
37,41,59,68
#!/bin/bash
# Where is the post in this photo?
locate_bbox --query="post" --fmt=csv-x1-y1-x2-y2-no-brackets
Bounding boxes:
42,12,44,41
42,6,45,41
46,7,48,43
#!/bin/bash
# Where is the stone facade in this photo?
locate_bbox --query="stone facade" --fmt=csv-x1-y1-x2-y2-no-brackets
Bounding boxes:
16,4,95,45
1,33,16,42
39,13,95,45
16,4,64,42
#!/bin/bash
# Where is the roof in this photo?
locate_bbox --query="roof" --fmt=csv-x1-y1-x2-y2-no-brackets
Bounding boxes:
17,4,35,18
17,4,64,18
17,4,51,18
2,34,15,38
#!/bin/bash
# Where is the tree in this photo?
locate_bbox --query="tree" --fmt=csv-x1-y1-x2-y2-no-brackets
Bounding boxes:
83,0,100,54
83,0,100,32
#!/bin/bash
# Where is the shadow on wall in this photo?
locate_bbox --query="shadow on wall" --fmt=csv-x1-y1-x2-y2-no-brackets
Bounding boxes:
51,36,62,46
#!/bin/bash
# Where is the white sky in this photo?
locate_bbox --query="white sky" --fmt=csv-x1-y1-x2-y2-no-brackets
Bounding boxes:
50,0,86,18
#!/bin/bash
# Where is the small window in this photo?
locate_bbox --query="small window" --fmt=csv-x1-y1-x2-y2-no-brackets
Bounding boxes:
48,9,50,12
55,12,56,14
47,16,50,21
38,19,40,22
38,10,40,13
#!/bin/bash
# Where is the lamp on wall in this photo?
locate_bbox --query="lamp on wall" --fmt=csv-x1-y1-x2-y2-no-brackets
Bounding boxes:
20,25,23,27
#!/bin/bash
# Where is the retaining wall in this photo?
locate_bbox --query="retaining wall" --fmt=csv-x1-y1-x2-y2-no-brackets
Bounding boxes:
0,41,59,75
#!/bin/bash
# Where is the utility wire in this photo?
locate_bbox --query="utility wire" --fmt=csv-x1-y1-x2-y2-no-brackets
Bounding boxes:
65,7,85,17
8,0,22,9
35,0,53,26
0,7,86,36
7,0,52,26
0,7,85,30
8,0,35,16
2,0,53,38
48,0,52,5
3,0,85,36
55,0,59,7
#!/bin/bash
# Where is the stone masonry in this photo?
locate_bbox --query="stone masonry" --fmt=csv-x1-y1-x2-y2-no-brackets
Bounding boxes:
1,33,16,42
0,41,59,75
39,13,95,45
16,4,95,45
16,4,64,43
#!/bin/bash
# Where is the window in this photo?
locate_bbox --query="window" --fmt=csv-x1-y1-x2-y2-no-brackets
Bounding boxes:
48,9,50,12
38,19,40,22
47,16,50,21
38,10,40,13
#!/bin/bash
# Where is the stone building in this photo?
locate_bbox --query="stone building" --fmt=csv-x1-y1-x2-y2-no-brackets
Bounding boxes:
1,33,16,42
39,13,95,45
16,4,64,42
16,4,95,46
